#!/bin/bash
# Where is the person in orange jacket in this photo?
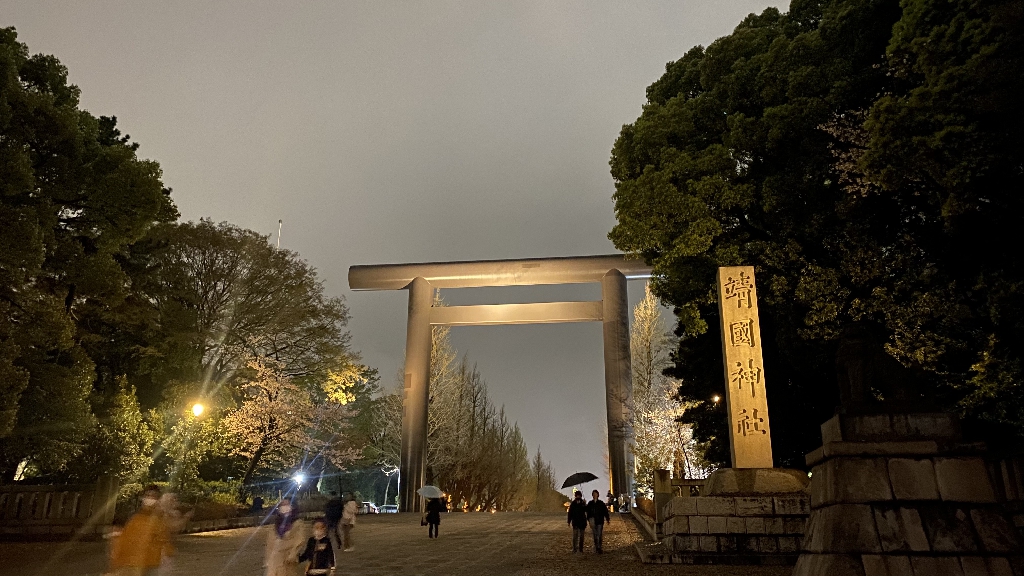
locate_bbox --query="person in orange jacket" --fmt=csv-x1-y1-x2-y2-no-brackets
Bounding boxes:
107,485,174,576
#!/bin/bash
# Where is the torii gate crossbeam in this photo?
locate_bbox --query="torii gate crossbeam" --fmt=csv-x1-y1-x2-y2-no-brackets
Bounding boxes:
349,254,652,512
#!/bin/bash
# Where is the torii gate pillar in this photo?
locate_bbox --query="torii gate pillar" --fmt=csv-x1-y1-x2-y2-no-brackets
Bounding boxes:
400,277,432,514
349,255,651,513
602,269,635,500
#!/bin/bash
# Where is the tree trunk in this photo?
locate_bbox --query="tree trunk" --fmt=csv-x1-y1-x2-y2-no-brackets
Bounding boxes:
237,441,268,502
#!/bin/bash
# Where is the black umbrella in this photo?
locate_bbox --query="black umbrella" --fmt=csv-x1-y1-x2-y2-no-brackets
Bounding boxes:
561,471,598,489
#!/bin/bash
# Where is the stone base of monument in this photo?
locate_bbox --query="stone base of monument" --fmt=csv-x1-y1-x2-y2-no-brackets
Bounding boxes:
792,412,1024,576
635,468,811,565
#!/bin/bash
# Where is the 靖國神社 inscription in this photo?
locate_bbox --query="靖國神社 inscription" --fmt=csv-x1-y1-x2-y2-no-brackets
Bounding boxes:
717,266,773,468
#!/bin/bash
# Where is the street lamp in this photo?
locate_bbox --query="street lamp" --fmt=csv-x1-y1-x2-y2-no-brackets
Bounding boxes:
171,401,207,493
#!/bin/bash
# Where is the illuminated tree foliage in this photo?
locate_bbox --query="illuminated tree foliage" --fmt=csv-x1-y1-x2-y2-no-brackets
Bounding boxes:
631,285,712,495
221,354,360,499
70,377,157,484
370,318,538,511
609,0,1023,465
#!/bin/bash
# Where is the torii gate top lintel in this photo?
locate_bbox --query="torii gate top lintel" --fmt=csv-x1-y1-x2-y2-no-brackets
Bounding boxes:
348,254,652,291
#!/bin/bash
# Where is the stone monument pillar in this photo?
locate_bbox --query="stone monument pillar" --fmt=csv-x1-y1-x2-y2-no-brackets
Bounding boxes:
716,266,773,469
636,266,811,565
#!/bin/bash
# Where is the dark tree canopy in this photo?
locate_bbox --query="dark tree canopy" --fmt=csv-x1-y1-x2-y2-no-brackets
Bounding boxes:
0,30,359,486
609,0,1023,466
0,27,177,477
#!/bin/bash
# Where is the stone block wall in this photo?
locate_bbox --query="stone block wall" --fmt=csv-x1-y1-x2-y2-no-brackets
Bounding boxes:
657,493,810,564
992,454,1024,539
0,476,118,540
794,413,1024,576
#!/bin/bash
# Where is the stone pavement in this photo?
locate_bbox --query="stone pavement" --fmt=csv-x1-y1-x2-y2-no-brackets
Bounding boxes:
0,512,791,576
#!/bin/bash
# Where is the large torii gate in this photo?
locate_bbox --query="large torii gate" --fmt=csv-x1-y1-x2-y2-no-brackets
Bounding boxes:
349,254,652,512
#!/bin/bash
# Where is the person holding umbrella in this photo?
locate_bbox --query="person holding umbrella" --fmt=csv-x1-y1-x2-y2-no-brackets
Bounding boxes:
560,472,598,554
567,490,589,553
416,485,445,538
425,497,445,538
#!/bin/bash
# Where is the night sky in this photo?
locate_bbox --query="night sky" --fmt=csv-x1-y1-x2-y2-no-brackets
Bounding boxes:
5,0,788,494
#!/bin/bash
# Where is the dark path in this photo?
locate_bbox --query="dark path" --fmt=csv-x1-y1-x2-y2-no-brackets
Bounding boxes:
0,512,791,576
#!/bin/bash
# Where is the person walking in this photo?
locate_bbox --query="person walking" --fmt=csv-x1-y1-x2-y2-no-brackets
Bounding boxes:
298,519,336,575
425,497,445,538
339,494,357,552
567,490,588,553
586,489,611,553
156,493,191,576
107,485,173,576
322,492,344,553
264,498,307,576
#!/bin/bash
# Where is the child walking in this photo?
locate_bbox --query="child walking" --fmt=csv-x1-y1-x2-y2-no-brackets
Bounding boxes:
298,520,336,576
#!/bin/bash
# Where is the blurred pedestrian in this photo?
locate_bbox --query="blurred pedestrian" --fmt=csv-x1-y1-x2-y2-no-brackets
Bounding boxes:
339,493,357,551
567,490,588,553
298,519,335,575
425,497,445,538
323,492,344,552
586,489,611,553
156,493,192,576
265,497,307,576
104,520,124,575
107,485,173,576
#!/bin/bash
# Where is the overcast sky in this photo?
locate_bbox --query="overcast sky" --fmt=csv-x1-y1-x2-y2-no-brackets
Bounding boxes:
5,0,788,495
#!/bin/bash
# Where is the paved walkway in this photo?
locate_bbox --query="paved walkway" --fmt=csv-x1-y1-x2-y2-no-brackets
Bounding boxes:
0,512,791,576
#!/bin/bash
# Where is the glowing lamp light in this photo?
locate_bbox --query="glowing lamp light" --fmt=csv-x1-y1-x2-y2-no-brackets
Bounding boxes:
293,472,306,485
711,395,721,404
192,403,205,417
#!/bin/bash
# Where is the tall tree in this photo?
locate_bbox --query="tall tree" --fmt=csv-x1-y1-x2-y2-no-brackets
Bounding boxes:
0,28,177,479
630,285,710,495
69,377,157,484
140,219,352,407
525,447,566,512
609,0,1024,465
859,0,1024,433
369,326,537,510
221,354,359,499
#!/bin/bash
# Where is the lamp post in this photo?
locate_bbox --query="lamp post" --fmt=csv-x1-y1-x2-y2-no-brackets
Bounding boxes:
172,401,207,493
